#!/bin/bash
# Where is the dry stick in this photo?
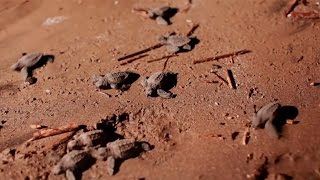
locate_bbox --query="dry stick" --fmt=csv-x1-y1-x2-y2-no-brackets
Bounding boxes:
162,56,172,71
120,54,149,65
147,54,177,63
193,49,251,64
242,127,250,145
117,43,163,61
225,69,237,89
285,0,300,17
50,130,79,150
288,11,320,19
29,123,81,141
211,72,228,85
187,23,200,36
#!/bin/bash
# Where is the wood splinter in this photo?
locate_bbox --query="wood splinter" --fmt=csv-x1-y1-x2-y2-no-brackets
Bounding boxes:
242,128,250,145
285,0,301,17
29,123,82,141
117,43,163,61
120,54,149,65
226,69,237,89
193,49,251,64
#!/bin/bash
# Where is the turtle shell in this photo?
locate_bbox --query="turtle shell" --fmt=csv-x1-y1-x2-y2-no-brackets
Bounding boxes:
167,35,191,47
12,52,43,70
146,71,166,89
105,71,129,84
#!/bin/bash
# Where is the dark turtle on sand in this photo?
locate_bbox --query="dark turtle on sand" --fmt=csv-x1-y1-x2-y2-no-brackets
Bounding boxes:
252,102,282,138
141,71,176,98
133,6,177,25
158,34,193,54
11,52,54,84
91,139,151,176
93,71,131,90
52,150,92,180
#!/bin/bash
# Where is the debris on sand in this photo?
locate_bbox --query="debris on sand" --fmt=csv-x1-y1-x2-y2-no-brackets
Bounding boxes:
242,127,250,145
29,123,82,141
42,16,67,26
225,69,237,89
193,49,251,64
0,148,16,164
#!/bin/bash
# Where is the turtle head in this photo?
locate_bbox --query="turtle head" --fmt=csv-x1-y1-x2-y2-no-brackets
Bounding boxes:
10,63,23,71
145,87,154,97
52,164,63,175
92,75,109,88
158,35,168,45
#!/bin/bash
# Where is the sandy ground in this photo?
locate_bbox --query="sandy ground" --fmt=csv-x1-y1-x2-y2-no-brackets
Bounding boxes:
0,0,320,179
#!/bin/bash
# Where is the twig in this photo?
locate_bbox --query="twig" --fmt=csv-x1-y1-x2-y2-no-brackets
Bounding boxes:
285,0,301,17
29,123,81,141
288,11,320,19
117,43,163,61
242,127,250,145
226,69,237,89
50,130,79,150
120,54,148,65
147,54,177,63
193,49,251,64
211,72,228,85
187,23,199,36
96,91,112,98
163,56,172,71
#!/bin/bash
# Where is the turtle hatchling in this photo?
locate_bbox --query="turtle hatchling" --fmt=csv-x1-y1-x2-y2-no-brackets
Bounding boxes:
52,150,92,180
93,71,131,90
11,52,53,83
67,129,106,151
252,102,282,138
92,139,151,175
147,6,171,25
141,71,176,98
158,33,193,54
134,6,175,25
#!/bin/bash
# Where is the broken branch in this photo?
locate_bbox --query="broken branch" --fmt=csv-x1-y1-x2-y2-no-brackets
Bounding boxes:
193,49,251,64
242,127,250,145
211,72,228,85
29,123,81,141
187,23,200,36
147,54,177,63
120,54,149,65
117,44,163,61
226,69,237,89
285,0,301,17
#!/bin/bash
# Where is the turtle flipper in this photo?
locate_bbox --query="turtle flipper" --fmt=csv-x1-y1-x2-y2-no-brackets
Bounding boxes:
107,156,116,176
65,170,76,180
166,45,180,54
155,16,168,25
265,119,280,139
182,44,192,51
157,89,175,99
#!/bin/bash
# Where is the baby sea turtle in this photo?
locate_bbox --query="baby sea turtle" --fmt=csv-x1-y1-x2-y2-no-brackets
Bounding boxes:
91,139,151,175
67,130,106,151
147,6,171,25
158,33,193,54
252,102,282,138
93,71,131,90
11,53,43,81
11,52,54,84
133,6,175,25
141,71,176,98
52,150,92,180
